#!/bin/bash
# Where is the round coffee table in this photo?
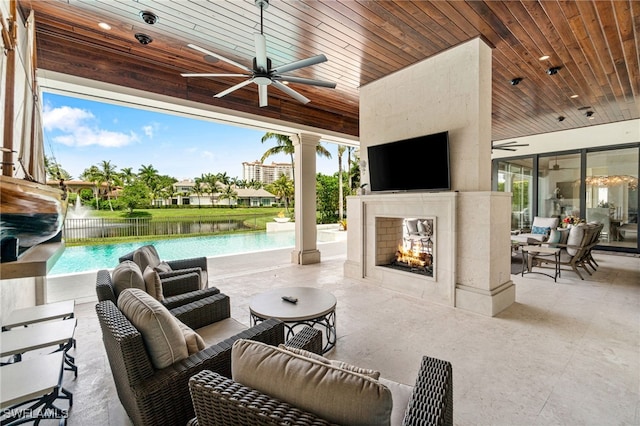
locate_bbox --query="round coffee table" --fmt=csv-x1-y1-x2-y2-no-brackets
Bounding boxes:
249,287,336,353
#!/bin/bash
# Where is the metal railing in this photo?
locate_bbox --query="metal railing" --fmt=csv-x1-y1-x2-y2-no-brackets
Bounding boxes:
63,214,271,242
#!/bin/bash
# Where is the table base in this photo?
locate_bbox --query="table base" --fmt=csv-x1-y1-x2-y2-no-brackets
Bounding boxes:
251,310,336,354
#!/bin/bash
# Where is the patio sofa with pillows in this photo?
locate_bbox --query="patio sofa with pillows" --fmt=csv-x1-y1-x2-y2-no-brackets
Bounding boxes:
188,338,453,426
511,216,560,244
95,287,322,426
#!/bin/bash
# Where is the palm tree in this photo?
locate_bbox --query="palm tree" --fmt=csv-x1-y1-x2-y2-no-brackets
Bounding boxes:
192,178,204,208
80,165,102,209
138,164,159,206
337,145,346,220
270,174,294,213
45,156,72,180
200,173,219,206
99,160,118,211
216,172,231,186
218,185,238,207
120,167,136,185
260,132,332,187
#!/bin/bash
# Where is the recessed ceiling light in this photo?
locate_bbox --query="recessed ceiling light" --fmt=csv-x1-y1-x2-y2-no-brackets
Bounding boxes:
546,66,561,75
586,111,594,119
134,33,153,45
570,94,579,98
510,77,523,86
98,22,111,30
539,55,550,61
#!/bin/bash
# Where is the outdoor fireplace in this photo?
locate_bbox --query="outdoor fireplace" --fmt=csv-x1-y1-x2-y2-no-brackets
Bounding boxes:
376,217,435,277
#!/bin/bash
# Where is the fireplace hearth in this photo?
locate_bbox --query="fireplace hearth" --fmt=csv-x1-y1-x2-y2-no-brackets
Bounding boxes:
385,260,433,276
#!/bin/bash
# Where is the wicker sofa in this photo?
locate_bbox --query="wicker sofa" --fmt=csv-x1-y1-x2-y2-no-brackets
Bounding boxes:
188,340,453,426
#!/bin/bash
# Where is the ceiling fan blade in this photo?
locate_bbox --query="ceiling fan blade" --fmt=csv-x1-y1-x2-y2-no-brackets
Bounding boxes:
254,33,268,72
272,80,310,104
270,54,328,74
274,75,336,88
181,73,249,77
187,43,252,73
213,79,254,98
258,85,268,107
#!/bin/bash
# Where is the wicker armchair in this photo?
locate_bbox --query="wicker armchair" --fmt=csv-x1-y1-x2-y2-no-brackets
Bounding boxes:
96,298,322,426
188,355,453,426
96,268,218,311
118,244,208,287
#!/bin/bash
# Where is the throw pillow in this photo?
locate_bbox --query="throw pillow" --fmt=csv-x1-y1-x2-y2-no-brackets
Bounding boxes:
154,261,172,274
117,288,188,369
566,223,586,256
142,265,164,302
133,245,161,272
558,228,570,245
405,219,419,235
111,260,145,298
547,229,562,244
233,339,392,426
176,319,205,355
279,345,381,380
531,225,551,235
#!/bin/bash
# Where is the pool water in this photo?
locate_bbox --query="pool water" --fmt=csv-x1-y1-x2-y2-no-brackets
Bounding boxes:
50,231,295,275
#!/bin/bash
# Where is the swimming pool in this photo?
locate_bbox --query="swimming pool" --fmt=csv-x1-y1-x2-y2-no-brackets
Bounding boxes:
50,231,295,275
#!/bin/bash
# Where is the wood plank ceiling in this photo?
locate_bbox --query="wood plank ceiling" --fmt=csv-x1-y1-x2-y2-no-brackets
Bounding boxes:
15,0,640,143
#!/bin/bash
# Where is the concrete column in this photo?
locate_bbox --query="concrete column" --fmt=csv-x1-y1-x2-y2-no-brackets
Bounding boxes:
290,133,321,265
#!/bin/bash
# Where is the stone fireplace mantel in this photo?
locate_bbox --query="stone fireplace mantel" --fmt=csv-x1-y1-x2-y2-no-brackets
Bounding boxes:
344,192,457,306
345,191,515,316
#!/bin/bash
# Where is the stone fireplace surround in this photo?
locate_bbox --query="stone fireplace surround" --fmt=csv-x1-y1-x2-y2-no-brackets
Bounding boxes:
345,192,456,307
345,191,515,316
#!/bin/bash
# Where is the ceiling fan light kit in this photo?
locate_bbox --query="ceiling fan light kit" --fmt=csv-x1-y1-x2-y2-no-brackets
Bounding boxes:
181,0,336,107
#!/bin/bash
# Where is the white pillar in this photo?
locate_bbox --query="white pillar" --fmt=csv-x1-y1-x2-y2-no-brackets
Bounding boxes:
291,133,321,265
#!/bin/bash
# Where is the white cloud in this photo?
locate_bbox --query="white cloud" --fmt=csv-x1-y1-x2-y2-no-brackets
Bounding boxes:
202,150,214,159
142,122,161,138
43,105,138,148
43,105,94,132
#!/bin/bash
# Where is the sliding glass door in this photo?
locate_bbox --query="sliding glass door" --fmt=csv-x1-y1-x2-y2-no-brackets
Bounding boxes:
586,148,638,248
497,159,534,231
493,144,639,253
537,153,581,221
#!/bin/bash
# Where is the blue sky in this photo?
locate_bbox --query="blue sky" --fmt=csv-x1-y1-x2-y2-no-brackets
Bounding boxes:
42,92,339,181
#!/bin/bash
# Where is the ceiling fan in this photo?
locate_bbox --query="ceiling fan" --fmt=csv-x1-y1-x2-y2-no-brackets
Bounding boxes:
491,140,529,152
181,0,336,107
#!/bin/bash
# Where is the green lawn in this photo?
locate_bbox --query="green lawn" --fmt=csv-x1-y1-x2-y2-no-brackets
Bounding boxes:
65,206,292,246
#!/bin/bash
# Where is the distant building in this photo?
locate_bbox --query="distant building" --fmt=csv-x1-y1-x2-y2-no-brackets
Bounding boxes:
171,179,276,207
242,161,293,185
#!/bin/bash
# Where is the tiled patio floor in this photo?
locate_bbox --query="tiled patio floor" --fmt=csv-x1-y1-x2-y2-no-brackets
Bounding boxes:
45,241,639,425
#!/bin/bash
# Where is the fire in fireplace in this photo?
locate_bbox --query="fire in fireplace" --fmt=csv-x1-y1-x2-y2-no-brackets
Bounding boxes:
390,243,433,276
375,217,435,277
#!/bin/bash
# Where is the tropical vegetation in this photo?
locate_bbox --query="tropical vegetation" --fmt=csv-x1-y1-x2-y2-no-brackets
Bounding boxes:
50,131,363,226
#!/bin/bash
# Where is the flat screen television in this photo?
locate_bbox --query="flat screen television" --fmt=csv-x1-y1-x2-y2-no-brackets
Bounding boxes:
367,131,451,192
